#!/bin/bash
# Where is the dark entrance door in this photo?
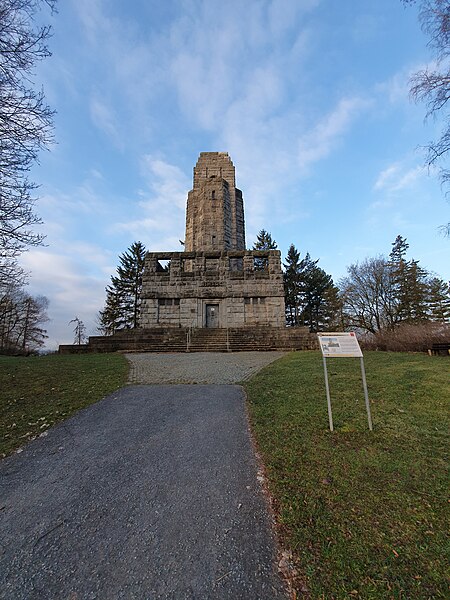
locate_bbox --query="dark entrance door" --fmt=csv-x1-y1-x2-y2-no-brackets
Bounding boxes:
205,304,219,328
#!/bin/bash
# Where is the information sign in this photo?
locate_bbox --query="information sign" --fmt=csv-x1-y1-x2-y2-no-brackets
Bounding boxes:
317,332,362,357
317,332,373,432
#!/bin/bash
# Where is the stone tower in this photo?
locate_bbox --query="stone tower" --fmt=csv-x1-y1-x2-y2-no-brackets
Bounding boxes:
61,152,319,353
139,152,286,330
185,152,245,252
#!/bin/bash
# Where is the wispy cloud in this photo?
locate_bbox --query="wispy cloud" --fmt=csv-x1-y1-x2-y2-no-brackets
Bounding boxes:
373,162,427,193
21,249,109,348
90,95,122,145
115,156,190,248
367,156,440,234
297,97,371,174
375,61,438,108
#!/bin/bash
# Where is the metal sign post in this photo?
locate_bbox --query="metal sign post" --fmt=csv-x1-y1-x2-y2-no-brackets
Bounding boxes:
360,356,373,431
317,332,373,432
322,355,334,431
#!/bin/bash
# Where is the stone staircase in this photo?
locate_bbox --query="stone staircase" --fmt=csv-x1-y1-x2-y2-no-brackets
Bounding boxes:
187,328,229,352
85,328,188,354
59,326,318,354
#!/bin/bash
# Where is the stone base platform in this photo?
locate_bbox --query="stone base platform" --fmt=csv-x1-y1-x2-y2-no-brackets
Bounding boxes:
59,327,318,354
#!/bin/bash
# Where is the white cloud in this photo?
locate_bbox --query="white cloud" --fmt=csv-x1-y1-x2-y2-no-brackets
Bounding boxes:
167,1,317,132
20,249,109,349
297,96,371,174
115,156,190,247
65,0,326,232
76,0,112,45
367,157,442,234
376,70,410,106
89,95,121,145
36,180,113,243
267,0,320,38
375,61,438,108
373,162,427,193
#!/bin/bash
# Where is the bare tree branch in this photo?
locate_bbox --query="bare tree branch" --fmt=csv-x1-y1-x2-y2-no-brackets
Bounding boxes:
404,0,450,233
0,0,56,260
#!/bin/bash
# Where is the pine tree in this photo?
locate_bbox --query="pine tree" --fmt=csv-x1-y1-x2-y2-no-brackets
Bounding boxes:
389,235,429,324
253,229,277,250
98,287,123,335
283,244,302,325
253,230,277,270
427,277,450,322
404,260,429,322
99,241,146,332
321,284,343,330
389,234,409,322
390,234,409,263
300,259,337,332
283,245,339,331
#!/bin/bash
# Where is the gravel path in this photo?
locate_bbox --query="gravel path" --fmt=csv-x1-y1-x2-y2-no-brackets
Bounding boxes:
1,385,288,599
126,351,286,384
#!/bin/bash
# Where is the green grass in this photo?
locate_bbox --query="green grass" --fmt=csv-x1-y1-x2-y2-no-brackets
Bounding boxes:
0,353,128,457
244,351,449,599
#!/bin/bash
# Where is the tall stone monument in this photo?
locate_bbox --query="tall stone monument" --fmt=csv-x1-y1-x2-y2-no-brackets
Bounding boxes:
60,152,316,353
139,152,286,329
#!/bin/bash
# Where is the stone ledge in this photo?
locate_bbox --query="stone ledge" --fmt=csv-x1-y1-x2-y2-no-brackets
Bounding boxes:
59,327,319,354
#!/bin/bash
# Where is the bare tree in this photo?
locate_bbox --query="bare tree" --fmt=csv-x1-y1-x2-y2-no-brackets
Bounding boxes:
17,294,49,350
70,316,87,345
0,287,48,353
403,0,450,234
340,236,438,334
339,257,399,334
0,0,57,275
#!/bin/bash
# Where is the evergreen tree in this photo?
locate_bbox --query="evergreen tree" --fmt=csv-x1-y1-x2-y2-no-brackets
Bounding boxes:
283,245,339,331
253,229,277,250
253,230,277,270
300,259,337,332
321,284,343,331
404,260,429,322
99,241,146,332
283,244,302,325
427,277,450,322
390,234,409,263
389,235,429,324
98,287,123,335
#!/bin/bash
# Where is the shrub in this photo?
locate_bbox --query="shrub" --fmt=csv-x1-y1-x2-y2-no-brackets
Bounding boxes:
359,322,450,352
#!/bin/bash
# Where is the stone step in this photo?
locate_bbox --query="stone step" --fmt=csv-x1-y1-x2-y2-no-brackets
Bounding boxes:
60,326,318,354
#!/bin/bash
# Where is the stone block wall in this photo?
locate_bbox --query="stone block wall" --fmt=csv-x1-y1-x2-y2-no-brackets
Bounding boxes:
185,152,245,252
140,250,286,329
139,151,284,332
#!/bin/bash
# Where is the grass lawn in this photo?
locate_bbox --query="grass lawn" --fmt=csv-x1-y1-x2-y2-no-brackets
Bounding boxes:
0,353,128,458
245,351,449,599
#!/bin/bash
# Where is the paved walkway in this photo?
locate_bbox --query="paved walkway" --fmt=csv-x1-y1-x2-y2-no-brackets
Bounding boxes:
0,382,288,599
126,351,285,384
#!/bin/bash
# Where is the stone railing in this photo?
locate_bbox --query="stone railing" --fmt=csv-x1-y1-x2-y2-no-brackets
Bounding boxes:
143,250,283,280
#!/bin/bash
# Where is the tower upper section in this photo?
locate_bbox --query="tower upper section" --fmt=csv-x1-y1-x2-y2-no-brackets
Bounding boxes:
185,152,245,252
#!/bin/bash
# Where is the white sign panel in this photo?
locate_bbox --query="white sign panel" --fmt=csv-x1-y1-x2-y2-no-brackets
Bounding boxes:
317,332,363,358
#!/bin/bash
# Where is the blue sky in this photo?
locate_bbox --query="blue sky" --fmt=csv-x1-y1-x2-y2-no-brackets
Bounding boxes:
22,0,449,349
